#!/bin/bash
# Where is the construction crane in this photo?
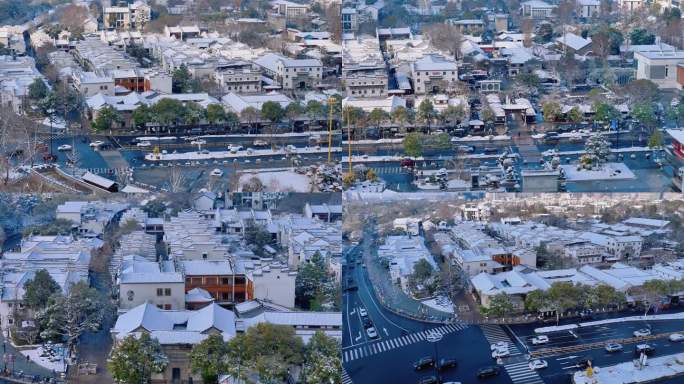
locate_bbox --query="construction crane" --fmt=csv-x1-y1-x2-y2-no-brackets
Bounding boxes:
327,96,335,163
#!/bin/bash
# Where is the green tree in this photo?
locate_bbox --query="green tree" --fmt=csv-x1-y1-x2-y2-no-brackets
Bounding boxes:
206,103,226,125
403,132,423,158
630,28,655,45
189,334,230,384
391,106,409,131
237,323,305,382
132,104,153,128
592,101,619,123
516,72,540,88
295,251,331,310
172,64,193,93
568,106,583,123
92,106,122,131
368,108,388,130
524,290,549,313
632,102,657,131
182,101,205,125
648,130,663,149
417,98,435,132
306,100,325,121
481,106,495,124
542,101,561,122
412,259,434,280
285,102,304,132
244,220,272,251
37,282,106,352
108,333,169,384
151,98,186,126
301,331,342,384
441,104,465,125
261,101,285,126
240,106,261,133
485,293,516,317
28,79,49,100
23,269,60,310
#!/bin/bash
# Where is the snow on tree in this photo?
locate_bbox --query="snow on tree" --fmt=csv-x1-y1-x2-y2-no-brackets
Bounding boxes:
36,281,106,353
581,133,611,169
189,334,230,384
301,331,342,384
108,333,169,384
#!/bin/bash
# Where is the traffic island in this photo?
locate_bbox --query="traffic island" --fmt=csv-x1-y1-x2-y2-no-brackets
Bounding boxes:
572,353,684,383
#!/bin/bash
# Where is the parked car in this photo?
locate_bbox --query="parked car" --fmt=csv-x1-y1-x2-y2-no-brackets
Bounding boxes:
605,343,623,353
477,366,500,379
413,357,435,371
670,333,684,342
531,335,549,345
528,359,548,370
633,328,651,337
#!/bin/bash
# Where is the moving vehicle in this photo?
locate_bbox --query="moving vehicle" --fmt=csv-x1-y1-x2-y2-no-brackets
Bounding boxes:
136,141,152,147
253,139,269,147
366,327,378,339
210,168,223,177
490,341,508,350
605,343,623,353
362,317,372,328
531,335,549,345
359,308,368,317
575,358,591,369
635,344,655,356
57,144,72,151
89,140,104,148
437,358,457,371
400,158,415,168
528,360,548,370
413,357,435,371
418,376,438,384
633,328,651,337
190,139,207,145
670,333,684,342
491,347,509,359
477,366,500,379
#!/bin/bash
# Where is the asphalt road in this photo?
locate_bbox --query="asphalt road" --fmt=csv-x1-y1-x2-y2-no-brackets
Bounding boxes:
343,236,684,384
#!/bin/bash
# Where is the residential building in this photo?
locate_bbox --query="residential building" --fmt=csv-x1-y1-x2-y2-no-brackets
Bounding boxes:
377,236,436,293
0,56,46,114
521,0,556,18
254,53,322,90
117,256,185,310
635,51,684,89
410,54,458,95
104,1,151,30
181,260,254,306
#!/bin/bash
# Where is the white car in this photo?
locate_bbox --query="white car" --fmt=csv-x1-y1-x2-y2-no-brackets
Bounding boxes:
89,140,104,148
366,327,378,339
491,348,510,359
528,360,548,370
490,341,508,351
136,141,151,147
57,144,72,151
191,139,207,145
532,335,550,345
359,308,368,317
210,168,223,177
634,328,651,337
253,139,269,147
670,333,684,342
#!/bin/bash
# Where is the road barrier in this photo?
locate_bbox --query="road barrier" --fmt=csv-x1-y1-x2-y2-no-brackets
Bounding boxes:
529,330,684,358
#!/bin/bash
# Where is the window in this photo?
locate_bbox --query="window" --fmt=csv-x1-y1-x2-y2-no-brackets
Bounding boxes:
221,292,230,300
164,288,172,296
222,278,230,285
202,253,208,259
157,288,163,296
164,304,172,310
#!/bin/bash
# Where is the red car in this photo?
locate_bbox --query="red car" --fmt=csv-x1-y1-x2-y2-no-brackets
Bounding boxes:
400,158,415,168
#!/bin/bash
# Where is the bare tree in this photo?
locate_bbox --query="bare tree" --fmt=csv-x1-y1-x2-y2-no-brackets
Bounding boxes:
424,24,463,60
168,167,186,193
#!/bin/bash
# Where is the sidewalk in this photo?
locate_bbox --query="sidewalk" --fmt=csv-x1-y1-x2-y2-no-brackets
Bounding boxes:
362,237,455,322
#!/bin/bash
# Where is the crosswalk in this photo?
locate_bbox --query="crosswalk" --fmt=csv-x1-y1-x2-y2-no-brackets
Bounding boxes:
503,361,545,384
342,322,468,363
371,166,408,175
342,367,353,384
479,324,522,356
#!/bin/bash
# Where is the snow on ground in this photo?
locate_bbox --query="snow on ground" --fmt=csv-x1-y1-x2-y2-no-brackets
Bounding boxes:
535,311,684,334
351,155,425,162
573,353,684,383
145,146,340,161
20,345,67,373
559,162,635,181
421,296,455,314
451,135,511,142
343,139,404,144
543,146,661,157
239,171,312,192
